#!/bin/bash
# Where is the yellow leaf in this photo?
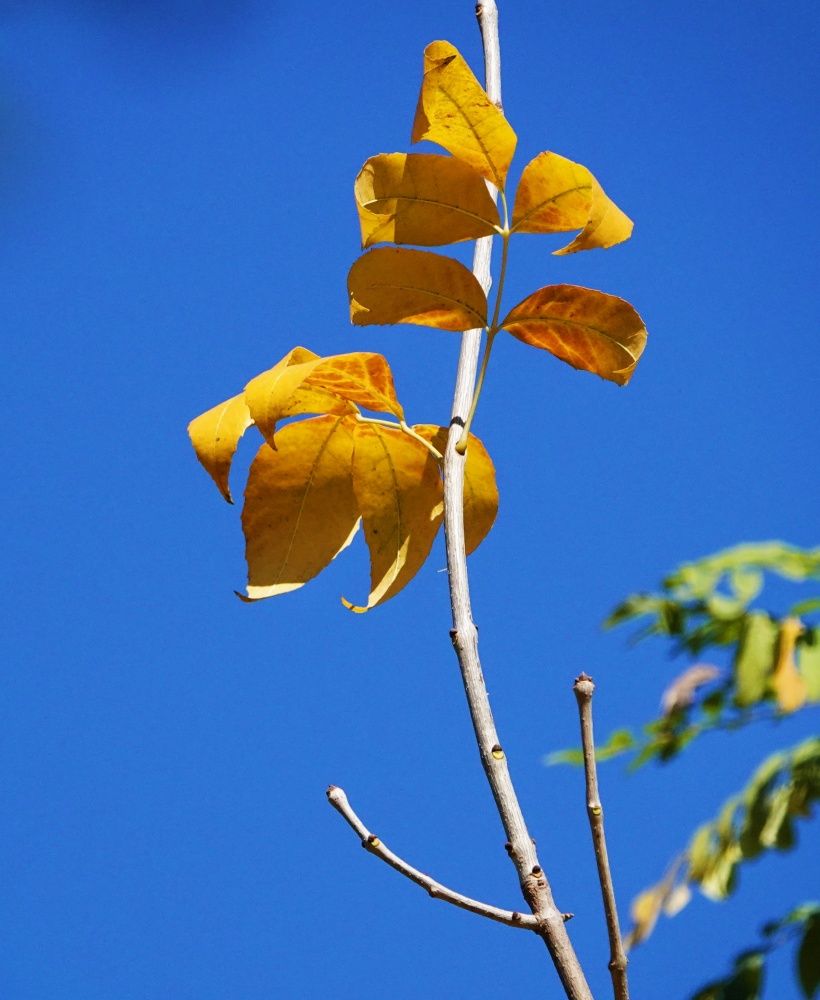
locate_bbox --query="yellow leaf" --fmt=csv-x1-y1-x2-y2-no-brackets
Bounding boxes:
245,347,355,446
187,392,253,504
348,247,488,332
500,284,647,386
511,151,633,254
625,886,664,950
772,617,808,713
414,425,498,555
241,416,359,600
342,422,443,611
356,153,500,248
411,40,517,191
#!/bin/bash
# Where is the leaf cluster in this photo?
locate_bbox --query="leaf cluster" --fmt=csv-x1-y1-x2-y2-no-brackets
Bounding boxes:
686,903,820,1000
626,737,820,949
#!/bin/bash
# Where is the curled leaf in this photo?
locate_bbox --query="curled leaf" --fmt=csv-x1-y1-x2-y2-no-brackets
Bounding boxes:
348,247,488,332
343,422,443,611
241,416,359,600
772,616,807,713
411,40,517,191
188,393,253,503
356,153,500,248
500,284,647,385
661,664,721,716
511,150,633,254
414,425,498,554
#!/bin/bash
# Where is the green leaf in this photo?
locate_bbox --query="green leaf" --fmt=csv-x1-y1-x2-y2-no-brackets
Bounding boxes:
734,612,778,707
723,951,765,1000
798,914,820,998
798,630,820,702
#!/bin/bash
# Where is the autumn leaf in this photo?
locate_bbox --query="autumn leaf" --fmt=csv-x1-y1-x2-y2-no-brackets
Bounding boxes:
343,422,443,612
187,393,253,503
511,151,633,254
415,425,498,555
411,40,517,191
500,284,647,386
772,617,808,713
241,415,359,601
348,247,488,332
356,153,500,248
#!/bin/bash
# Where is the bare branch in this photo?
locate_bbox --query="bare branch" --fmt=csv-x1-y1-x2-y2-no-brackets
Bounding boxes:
327,786,539,931
574,673,630,1000
436,4,593,997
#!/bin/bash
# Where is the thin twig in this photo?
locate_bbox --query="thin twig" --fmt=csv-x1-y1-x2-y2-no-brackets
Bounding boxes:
574,673,630,1000
440,4,593,998
327,786,539,931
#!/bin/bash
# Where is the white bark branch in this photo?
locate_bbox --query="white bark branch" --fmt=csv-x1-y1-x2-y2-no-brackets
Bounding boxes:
327,786,539,931
439,4,594,997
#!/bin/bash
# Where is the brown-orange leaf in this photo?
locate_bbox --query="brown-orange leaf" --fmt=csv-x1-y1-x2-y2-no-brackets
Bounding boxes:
511,151,633,254
348,247,488,332
241,415,359,601
356,153,500,248
411,40,517,191
500,284,647,386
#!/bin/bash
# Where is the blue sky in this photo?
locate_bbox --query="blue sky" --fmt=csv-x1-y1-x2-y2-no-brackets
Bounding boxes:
1,1,818,997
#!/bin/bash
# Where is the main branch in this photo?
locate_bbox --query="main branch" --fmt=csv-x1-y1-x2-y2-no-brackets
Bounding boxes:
441,4,593,997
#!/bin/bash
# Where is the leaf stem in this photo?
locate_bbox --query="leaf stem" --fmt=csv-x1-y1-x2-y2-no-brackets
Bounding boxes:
455,229,510,454
354,413,442,461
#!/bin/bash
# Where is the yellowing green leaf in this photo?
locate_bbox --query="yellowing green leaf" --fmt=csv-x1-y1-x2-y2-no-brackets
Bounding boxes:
343,422,443,611
511,151,633,254
187,392,253,503
356,153,500,248
244,346,353,446
772,616,808,713
414,425,498,554
241,416,359,601
411,40,517,191
734,612,778,707
500,284,647,386
348,247,488,332
798,634,820,702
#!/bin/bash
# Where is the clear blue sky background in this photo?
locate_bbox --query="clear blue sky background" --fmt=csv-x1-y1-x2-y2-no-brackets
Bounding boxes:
1,1,818,998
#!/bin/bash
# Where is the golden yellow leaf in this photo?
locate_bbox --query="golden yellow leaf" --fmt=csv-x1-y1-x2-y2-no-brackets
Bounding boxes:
511,151,633,254
625,886,664,950
772,617,807,713
500,284,647,386
355,153,500,248
411,40,517,191
342,422,443,611
241,416,359,601
187,393,253,504
414,425,498,555
348,247,488,332
245,347,355,446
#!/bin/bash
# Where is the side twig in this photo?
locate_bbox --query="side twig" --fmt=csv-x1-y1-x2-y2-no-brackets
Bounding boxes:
440,3,593,998
574,673,630,1000
327,786,539,931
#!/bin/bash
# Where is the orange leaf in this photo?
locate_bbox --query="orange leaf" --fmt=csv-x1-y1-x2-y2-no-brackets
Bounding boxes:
342,422,443,611
500,284,647,386
414,425,498,555
187,393,253,504
356,153,500,248
306,353,405,420
411,40,517,191
241,416,359,601
511,151,633,253
348,247,488,332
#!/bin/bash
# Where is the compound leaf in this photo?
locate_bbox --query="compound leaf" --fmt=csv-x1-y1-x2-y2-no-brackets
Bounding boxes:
411,40,517,191
511,150,633,253
343,422,443,612
188,392,253,503
241,416,359,601
349,247,488,331
356,153,500,248
500,284,647,385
